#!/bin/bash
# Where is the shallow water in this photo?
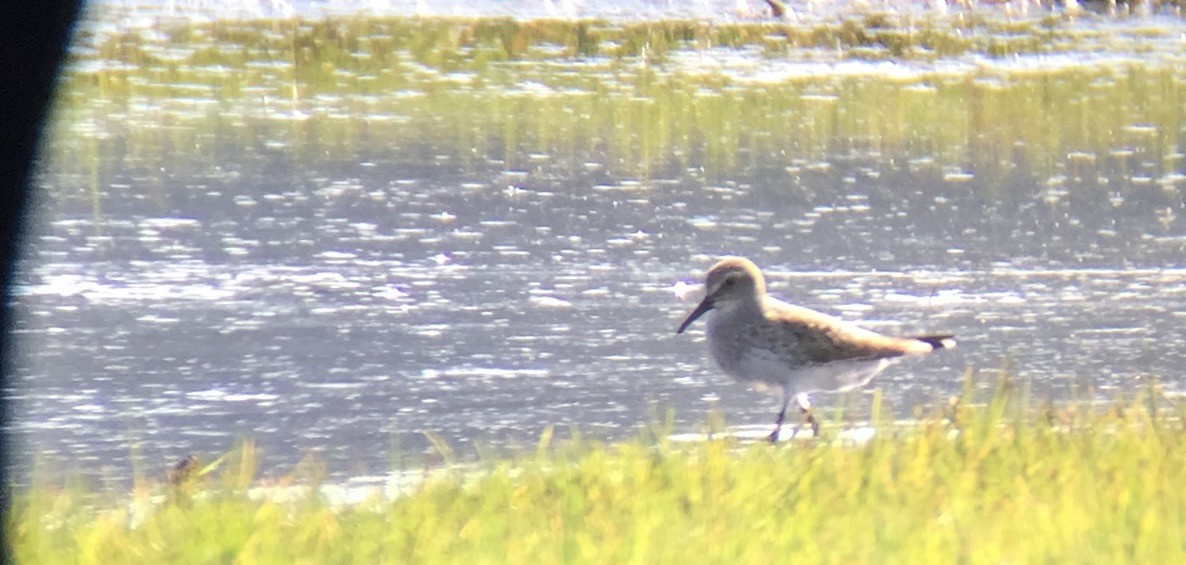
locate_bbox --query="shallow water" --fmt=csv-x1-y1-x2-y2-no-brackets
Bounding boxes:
7,4,1186,485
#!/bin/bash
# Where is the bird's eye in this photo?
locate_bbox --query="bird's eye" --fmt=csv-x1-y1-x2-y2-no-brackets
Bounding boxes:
721,278,735,288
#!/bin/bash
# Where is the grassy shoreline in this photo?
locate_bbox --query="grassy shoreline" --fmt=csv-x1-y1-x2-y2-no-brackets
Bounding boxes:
44,12,1186,186
10,380,1186,562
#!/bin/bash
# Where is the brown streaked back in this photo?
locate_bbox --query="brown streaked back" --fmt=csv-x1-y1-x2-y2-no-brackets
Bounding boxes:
762,299,940,364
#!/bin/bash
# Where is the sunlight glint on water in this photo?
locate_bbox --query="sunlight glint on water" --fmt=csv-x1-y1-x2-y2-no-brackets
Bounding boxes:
7,6,1186,484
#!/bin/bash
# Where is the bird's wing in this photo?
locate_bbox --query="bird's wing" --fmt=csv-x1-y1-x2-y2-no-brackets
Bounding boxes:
763,298,931,363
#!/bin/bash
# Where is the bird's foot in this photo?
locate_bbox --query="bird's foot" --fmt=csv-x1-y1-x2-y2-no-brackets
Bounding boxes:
803,409,820,438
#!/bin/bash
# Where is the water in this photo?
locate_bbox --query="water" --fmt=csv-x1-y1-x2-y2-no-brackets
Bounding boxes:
7,4,1186,486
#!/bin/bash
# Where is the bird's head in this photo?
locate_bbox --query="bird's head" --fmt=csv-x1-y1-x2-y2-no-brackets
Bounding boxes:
676,257,766,334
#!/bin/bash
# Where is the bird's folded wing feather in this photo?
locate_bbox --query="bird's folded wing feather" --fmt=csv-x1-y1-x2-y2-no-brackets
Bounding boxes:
763,298,930,363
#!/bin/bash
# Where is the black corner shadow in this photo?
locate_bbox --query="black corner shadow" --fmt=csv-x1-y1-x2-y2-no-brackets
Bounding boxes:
0,2,85,562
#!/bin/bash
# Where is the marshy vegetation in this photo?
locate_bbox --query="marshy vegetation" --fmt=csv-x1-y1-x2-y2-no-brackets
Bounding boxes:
13,5,1186,561
9,377,1186,562
50,10,1186,187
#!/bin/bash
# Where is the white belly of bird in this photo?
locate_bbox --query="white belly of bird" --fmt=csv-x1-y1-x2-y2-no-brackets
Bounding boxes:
709,334,896,395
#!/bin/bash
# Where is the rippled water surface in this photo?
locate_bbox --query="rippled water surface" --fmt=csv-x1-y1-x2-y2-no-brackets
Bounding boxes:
7,2,1186,485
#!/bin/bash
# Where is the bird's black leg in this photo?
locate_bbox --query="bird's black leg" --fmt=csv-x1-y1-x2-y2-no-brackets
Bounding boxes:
769,386,792,443
797,393,819,437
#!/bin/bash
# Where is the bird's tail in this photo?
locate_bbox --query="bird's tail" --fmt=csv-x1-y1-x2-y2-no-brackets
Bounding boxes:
913,334,956,351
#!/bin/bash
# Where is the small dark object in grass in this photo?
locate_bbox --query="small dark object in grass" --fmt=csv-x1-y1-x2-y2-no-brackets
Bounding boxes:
764,0,787,18
168,454,200,486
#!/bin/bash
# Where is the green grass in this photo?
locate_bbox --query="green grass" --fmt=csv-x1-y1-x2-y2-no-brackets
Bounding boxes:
43,13,1186,188
9,379,1186,563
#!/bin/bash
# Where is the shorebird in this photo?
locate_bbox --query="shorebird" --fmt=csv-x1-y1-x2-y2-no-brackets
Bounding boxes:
676,257,955,442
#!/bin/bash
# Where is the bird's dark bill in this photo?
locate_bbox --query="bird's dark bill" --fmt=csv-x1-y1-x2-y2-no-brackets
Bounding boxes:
676,296,714,334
